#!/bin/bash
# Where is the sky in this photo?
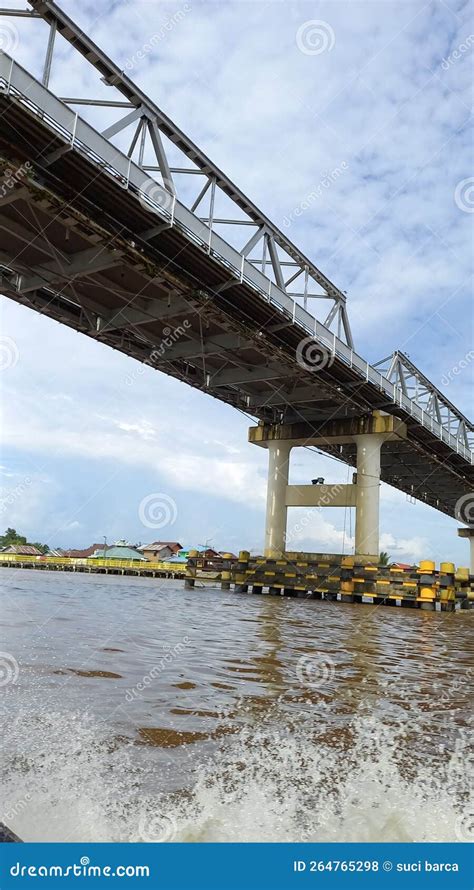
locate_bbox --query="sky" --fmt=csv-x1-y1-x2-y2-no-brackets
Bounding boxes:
0,0,473,563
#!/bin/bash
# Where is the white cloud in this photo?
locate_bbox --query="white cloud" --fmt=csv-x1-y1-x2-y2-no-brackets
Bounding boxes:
0,0,471,559
379,532,429,564
62,520,82,531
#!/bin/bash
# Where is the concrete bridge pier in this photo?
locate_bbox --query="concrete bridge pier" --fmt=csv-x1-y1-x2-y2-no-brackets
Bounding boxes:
250,412,407,560
457,527,474,574
265,440,292,557
354,432,387,558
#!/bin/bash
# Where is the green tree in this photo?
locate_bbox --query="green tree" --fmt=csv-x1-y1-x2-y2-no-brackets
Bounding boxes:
0,529,49,553
0,528,27,548
379,551,390,566
31,542,50,555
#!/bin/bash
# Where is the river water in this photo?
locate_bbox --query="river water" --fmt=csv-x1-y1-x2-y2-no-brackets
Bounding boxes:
1,570,473,843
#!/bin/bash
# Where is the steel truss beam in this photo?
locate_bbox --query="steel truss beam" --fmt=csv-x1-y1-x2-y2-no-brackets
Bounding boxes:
0,0,353,347
209,363,288,387
17,246,125,293
374,351,474,450
151,332,253,364
97,297,194,331
0,1,471,483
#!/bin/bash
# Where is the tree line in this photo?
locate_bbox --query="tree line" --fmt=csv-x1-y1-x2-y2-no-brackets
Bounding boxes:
0,527,50,554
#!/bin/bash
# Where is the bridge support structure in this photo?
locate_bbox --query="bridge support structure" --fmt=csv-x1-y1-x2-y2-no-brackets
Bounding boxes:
457,527,474,574
265,439,293,558
249,412,407,560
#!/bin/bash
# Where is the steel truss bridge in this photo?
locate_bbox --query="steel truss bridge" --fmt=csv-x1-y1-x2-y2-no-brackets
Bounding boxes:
0,0,472,521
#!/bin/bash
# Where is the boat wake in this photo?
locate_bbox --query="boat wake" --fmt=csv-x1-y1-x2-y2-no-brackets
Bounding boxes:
2,705,471,843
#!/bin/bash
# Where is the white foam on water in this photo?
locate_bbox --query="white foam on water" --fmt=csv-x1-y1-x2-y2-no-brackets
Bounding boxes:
2,707,472,843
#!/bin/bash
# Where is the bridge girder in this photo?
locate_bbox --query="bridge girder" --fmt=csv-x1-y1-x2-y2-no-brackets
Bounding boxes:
0,0,353,348
0,0,471,527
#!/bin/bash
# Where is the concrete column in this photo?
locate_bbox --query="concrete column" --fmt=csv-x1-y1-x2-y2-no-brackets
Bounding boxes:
354,433,386,558
265,440,292,557
458,528,474,574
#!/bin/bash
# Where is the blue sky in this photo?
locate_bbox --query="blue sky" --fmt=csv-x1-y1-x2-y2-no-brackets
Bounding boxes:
0,0,473,563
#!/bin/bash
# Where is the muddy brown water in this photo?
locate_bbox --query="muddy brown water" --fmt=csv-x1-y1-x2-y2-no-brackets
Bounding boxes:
1,570,472,842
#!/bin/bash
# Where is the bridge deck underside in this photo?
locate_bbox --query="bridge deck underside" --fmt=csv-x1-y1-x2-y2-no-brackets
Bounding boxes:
0,93,472,519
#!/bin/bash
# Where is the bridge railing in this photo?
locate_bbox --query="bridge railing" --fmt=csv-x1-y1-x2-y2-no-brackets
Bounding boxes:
1,0,353,347
0,53,472,464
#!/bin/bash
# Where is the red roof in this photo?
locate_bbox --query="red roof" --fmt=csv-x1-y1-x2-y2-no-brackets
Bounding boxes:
64,543,103,558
